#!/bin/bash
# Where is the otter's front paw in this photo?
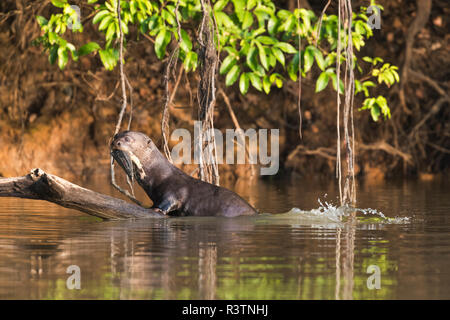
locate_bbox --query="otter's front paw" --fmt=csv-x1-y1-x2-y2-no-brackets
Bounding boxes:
153,207,168,215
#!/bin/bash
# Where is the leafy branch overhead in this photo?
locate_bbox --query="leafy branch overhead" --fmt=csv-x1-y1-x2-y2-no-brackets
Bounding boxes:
35,0,399,122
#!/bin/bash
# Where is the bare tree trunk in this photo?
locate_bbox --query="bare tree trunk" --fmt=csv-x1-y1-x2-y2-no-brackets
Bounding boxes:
0,168,163,220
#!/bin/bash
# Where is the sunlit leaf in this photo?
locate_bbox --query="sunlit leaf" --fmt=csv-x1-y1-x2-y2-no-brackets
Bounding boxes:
99,48,119,70
315,71,329,92
220,55,237,75
57,47,68,69
155,28,171,59
225,65,240,86
239,72,249,94
36,16,48,27
246,46,258,71
78,42,100,56
213,0,229,11
271,47,285,67
303,47,314,73
274,42,297,54
262,75,271,94
51,0,67,8
248,72,262,91
93,10,110,25
242,11,253,29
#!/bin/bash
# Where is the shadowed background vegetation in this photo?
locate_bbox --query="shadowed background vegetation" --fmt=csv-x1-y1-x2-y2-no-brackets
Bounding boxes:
0,0,448,182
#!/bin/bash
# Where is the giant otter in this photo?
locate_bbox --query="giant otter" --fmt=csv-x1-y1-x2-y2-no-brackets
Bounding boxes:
110,131,258,217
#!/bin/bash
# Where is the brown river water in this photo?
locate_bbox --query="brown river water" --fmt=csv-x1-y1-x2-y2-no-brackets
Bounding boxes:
0,174,449,299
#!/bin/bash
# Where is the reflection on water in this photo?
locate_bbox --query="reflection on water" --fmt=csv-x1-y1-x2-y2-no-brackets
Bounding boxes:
0,174,449,299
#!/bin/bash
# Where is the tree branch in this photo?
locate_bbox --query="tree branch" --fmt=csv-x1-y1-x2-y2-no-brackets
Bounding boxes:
359,141,413,164
0,168,163,220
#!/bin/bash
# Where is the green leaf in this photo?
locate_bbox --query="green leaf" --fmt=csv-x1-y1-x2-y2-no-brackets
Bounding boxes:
355,80,362,94
78,42,100,56
267,48,276,68
242,11,254,29
376,95,389,119
362,56,372,63
363,81,376,88
67,43,79,61
57,47,68,70
246,46,258,71
105,1,115,12
215,12,235,28
275,77,283,88
120,20,129,34
184,51,198,72
315,72,329,92
180,29,192,52
51,0,67,8
270,73,283,88
36,16,48,27
274,42,297,54
147,15,160,33
93,10,110,24
247,0,257,10
277,9,292,20
257,36,276,45
371,105,380,121
49,46,58,65
224,46,239,56
303,48,314,73
361,98,375,110
392,69,400,82
87,0,98,3
262,75,271,94
267,16,279,36
232,0,246,21
313,49,326,71
256,42,268,70
48,31,58,44
99,48,119,70
329,73,344,94
155,28,171,59
248,73,262,91
324,53,336,68
98,15,114,31
279,15,295,32
213,0,229,11
219,55,237,75
271,47,285,67
255,4,275,16
105,21,117,41
225,65,240,86
161,9,175,26
239,73,249,94
287,52,299,81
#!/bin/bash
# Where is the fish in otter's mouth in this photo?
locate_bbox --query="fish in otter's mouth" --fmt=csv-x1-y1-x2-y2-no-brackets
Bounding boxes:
111,148,134,179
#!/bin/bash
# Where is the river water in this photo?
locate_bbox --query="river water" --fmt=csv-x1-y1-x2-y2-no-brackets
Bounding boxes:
0,174,449,299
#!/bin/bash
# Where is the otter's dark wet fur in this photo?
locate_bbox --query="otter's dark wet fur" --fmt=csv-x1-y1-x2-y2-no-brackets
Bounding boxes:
111,131,258,217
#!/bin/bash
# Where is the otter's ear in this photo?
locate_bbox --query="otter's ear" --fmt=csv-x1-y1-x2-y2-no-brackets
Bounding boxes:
147,139,152,145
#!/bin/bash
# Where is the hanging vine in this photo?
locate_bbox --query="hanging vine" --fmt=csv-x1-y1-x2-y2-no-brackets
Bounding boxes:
109,1,141,205
336,0,356,206
196,0,220,185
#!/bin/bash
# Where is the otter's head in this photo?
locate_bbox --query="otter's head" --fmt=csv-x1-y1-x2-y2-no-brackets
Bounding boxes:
110,131,154,180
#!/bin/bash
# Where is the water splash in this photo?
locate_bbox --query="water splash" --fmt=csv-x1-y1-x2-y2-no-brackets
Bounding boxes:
279,198,410,225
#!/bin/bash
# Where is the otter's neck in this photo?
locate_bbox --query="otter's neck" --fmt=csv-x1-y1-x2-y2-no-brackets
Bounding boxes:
134,146,175,194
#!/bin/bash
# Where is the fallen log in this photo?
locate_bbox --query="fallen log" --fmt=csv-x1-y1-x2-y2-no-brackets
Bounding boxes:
0,168,164,220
